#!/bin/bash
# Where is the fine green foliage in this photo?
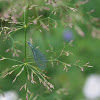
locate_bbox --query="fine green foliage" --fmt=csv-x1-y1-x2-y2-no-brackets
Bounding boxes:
0,0,99,100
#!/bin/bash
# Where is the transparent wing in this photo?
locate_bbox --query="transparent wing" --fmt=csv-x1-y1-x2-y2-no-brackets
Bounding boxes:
27,41,46,70
32,47,47,70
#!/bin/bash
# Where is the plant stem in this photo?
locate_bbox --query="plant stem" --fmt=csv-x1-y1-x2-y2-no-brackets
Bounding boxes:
24,0,29,63
25,26,27,63
24,1,29,99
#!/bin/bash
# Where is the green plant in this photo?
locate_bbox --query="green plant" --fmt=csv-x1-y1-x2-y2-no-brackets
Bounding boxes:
0,0,94,99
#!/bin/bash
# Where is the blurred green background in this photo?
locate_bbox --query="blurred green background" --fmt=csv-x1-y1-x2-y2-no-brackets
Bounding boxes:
0,0,100,100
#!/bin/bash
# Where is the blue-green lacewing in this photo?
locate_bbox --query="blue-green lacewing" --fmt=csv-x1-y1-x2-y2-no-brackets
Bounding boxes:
27,41,47,70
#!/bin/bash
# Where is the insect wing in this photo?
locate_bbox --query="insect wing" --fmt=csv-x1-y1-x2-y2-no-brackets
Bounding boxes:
33,47,47,69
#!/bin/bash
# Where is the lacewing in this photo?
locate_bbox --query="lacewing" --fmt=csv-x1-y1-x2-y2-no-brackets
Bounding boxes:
27,41,47,70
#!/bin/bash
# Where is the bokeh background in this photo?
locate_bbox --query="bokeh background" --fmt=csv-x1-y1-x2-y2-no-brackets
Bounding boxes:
0,0,100,100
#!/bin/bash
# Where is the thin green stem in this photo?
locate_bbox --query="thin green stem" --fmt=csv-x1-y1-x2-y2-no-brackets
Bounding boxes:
24,0,29,63
26,65,29,96
24,1,29,99
0,56,24,63
25,27,27,63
